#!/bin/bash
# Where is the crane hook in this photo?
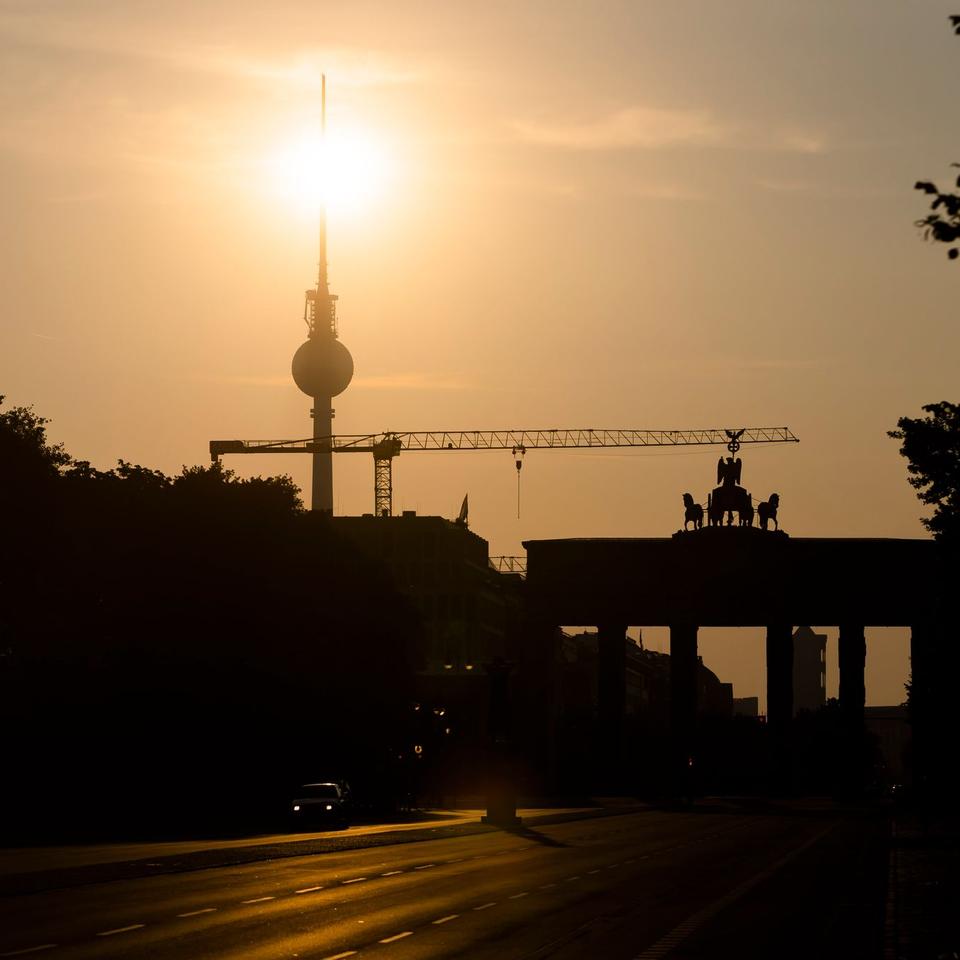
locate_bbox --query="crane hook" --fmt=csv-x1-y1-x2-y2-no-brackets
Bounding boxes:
512,445,526,518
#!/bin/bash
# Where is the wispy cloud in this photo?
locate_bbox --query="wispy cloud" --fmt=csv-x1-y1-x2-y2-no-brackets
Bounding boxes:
775,130,827,155
211,375,290,387
205,49,420,90
514,106,725,151
352,373,469,391
716,356,833,371
0,11,420,89
755,178,813,193
209,372,469,391
514,105,831,156
626,181,701,201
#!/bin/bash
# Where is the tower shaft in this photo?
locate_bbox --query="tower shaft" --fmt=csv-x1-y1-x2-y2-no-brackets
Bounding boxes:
312,397,334,513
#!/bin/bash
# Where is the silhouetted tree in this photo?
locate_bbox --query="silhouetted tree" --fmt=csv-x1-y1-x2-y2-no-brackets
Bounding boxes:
0,395,70,479
0,400,422,840
914,172,960,259
888,401,960,542
0,397,72,659
913,17,960,258
889,403,960,809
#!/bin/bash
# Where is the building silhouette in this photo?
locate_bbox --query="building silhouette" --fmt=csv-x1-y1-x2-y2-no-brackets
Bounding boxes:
332,512,523,798
733,696,760,718
864,704,911,785
792,625,827,715
333,512,519,676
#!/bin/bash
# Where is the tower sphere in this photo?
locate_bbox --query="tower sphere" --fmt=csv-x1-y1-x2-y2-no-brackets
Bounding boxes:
292,337,354,398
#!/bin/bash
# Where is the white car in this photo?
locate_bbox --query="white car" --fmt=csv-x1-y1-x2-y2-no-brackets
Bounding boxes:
290,782,349,828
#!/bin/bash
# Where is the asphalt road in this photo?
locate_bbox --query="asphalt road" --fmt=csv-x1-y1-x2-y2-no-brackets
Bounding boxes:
0,803,888,959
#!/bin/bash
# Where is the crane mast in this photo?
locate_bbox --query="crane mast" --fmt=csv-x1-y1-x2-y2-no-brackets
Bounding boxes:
210,426,799,517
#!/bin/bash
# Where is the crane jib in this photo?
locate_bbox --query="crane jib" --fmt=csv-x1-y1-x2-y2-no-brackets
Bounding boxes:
207,427,798,516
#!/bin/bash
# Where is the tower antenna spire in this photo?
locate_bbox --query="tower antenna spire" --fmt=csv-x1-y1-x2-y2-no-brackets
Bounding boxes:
318,73,328,296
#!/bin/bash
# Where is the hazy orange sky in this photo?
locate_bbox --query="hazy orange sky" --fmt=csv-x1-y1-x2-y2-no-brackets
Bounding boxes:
3,1,958,707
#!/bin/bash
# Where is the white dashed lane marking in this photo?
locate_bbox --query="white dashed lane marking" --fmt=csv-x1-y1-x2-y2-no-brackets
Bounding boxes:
0,947,58,957
96,924,145,937
379,932,413,944
5,845,672,958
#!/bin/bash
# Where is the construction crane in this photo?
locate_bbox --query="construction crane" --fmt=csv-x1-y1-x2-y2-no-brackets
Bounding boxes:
210,426,799,517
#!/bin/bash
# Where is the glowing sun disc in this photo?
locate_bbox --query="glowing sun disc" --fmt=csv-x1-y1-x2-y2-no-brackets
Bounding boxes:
268,126,391,218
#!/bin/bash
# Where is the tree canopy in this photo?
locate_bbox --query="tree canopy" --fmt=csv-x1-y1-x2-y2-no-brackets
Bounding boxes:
0,397,421,839
889,401,960,541
913,17,960,259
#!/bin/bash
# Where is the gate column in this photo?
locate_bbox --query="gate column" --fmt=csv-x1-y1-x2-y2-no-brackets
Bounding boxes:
482,658,520,827
516,616,561,794
597,623,627,790
838,624,866,721
670,624,698,796
766,623,793,790
910,617,960,803
837,624,866,795
910,622,933,804
766,624,794,728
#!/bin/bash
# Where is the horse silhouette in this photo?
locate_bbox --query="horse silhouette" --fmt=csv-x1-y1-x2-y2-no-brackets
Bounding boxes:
757,493,780,531
739,493,754,527
682,492,704,530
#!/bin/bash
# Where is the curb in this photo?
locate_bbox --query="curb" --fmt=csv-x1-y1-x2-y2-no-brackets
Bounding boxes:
0,805,645,898
884,819,901,960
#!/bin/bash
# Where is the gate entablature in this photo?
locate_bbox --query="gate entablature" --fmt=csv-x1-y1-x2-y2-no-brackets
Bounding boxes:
522,533,938,627
522,532,941,795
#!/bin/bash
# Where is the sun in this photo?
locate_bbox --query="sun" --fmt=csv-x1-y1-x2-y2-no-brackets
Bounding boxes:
268,125,392,220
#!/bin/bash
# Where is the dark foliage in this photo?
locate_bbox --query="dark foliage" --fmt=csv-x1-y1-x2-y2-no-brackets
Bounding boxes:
889,402,960,808
913,19,960,258
888,401,960,542
0,398,421,841
914,170,960,259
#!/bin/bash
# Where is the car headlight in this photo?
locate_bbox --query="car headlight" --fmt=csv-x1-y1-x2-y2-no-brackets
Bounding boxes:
293,804,300,812
325,804,333,811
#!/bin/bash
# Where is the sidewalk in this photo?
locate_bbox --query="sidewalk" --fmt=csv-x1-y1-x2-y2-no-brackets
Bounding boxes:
886,811,960,960
0,804,633,897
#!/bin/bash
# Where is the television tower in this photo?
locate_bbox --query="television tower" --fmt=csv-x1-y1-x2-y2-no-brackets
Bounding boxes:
290,75,354,512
